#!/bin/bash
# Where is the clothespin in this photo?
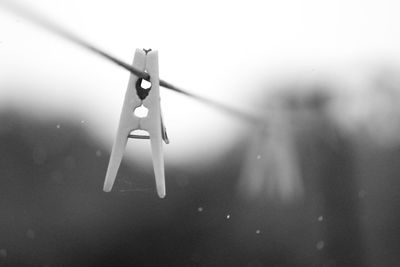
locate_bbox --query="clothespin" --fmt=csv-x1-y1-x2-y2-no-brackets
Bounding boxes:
239,105,303,202
103,49,169,198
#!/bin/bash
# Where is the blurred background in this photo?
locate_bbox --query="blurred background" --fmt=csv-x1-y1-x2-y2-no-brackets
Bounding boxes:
1,0,400,266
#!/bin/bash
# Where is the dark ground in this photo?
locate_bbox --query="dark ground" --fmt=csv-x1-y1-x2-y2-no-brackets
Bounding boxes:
0,109,399,267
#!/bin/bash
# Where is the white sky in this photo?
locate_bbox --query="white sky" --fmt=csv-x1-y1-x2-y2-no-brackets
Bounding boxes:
1,0,400,166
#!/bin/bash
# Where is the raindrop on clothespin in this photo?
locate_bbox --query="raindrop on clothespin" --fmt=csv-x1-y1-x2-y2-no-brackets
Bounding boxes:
103,49,169,198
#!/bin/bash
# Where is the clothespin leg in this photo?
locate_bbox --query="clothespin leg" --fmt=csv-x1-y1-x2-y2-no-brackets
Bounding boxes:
143,50,166,198
103,128,129,192
149,131,166,198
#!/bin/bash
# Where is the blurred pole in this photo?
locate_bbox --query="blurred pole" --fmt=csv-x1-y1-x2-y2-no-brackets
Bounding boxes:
291,90,365,266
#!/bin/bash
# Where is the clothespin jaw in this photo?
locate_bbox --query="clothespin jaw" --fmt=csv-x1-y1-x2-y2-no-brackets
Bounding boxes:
103,49,168,198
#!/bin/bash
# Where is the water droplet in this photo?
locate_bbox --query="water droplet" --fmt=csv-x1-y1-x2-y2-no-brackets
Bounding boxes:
26,229,35,239
95,150,102,157
80,120,85,124
197,207,203,212
226,214,230,219
0,249,7,258
256,155,261,160
256,230,261,234
56,124,61,129
318,216,323,222
316,241,325,250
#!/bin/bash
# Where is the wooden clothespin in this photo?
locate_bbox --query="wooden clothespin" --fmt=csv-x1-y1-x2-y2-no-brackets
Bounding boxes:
103,49,169,198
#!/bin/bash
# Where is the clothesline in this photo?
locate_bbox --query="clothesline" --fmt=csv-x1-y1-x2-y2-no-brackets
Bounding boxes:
0,0,265,127
1,0,309,200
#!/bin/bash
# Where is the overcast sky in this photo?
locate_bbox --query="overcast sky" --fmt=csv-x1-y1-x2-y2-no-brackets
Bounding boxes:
1,0,400,166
